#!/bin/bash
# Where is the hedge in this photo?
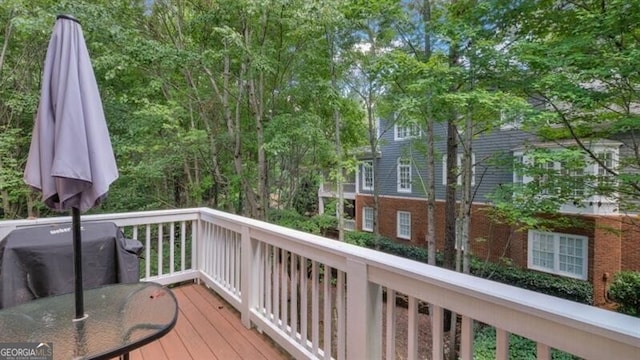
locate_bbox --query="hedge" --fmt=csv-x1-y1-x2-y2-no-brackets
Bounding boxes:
474,325,579,360
608,271,640,317
344,231,593,305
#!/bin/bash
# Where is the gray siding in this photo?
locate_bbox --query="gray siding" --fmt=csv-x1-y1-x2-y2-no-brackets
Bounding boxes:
360,119,536,203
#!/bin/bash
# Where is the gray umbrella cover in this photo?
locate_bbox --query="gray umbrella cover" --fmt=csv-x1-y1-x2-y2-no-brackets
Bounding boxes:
24,16,118,213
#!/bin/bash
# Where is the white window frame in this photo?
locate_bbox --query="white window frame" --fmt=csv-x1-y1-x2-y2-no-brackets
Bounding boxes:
500,109,524,130
594,150,618,187
394,121,421,140
362,207,374,232
442,153,476,186
397,158,412,193
515,146,619,198
513,154,524,186
396,211,411,240
362,161,374,191
527,230,588,280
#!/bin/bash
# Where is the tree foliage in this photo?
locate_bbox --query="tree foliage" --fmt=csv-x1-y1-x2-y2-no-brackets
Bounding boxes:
0,0,366,219
1,0,639,245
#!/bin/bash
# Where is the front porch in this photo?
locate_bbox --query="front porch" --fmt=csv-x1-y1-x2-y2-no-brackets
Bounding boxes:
1,208,638,359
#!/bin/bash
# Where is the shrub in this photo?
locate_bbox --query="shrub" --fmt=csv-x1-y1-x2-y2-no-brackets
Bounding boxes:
608,271,640,317
474,325,579,360
344,231,593,305
470,259,593,305
344,231,431,262
269,208,336,236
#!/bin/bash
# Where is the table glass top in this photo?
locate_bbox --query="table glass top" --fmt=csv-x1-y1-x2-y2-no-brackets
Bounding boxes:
0,282,177,359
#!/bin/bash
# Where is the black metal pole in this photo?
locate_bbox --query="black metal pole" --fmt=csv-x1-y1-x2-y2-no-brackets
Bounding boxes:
72,207,84,319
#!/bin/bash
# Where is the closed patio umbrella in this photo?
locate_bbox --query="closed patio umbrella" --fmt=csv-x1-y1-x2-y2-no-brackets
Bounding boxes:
23,14,118,320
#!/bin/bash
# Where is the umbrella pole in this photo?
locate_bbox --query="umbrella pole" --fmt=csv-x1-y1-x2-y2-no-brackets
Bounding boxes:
72,207,84,319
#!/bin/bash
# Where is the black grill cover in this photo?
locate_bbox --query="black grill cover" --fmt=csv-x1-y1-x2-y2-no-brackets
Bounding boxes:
0,222,142,308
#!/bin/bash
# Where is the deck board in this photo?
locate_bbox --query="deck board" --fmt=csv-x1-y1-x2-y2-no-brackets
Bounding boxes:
191,285,291,360
123,283,291,360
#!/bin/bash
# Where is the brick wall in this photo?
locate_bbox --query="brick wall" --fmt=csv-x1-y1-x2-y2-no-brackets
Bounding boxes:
355,194,639,306
355,195,514,264
592,216,622,305
621,217,640,272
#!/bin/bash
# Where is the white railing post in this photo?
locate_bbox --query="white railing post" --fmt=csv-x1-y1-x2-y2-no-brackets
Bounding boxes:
240,225,258,328
193,217,203,284
346,258,382,359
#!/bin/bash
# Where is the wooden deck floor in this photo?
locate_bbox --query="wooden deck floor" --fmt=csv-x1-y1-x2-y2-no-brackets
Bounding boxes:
124,283,293,360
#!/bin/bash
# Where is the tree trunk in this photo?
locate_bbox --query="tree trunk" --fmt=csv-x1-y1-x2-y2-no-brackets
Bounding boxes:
326,26,345,241
444,116,458,270
421,0,437,265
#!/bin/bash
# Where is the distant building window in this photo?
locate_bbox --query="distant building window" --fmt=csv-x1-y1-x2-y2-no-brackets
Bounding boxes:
500,109,524,130
595,151,617,188
513,155,524,186
397,158,412,193
362,161,374,191
561,165,585,197
442,153,476,186
528,230,587,280
362,207,374,232
514,146,618,199
397,211,411,240
395,122,421,140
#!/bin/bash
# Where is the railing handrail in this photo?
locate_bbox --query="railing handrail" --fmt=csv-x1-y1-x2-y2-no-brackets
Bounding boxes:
2,207,638,359
0,208,200,227
197,207,639,350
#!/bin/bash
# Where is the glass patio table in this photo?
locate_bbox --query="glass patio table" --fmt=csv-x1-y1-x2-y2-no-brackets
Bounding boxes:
0,282,177,360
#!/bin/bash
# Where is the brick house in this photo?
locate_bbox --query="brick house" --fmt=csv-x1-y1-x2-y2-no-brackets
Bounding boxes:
319,118,640,306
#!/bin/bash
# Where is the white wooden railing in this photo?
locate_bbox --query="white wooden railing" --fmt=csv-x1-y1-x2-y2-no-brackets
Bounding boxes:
1,208,639,360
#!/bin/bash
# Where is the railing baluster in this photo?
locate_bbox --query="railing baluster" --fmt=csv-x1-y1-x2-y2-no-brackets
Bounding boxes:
336,270,346,360
291,254,298,337
213,225,219,281
235,230,241,294
204,223,210,277
460,316,474,360
217,225,223,281
208,224,214,279
273,247,280,325
157,224,163,276
190,219,197,273
431,305,443,360
311,261,319,356
215,224,220,278
323,265,332,359
169,222,175,274
145,224,151,278
228,229,235,289
180,221,186,272
496,328,509,360
265,245,273,320
227,228,232,287
386,289,396,360
281,249,289,332
300,256,308,348
408,295,418,360
256,241,264,314
537,343,551,360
